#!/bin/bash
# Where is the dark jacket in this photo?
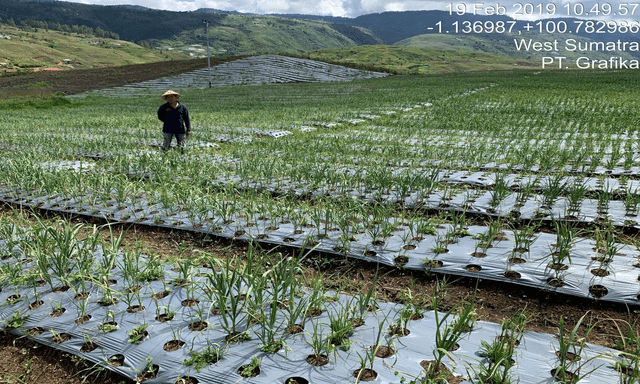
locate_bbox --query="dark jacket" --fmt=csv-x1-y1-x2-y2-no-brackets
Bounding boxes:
158,102,191,134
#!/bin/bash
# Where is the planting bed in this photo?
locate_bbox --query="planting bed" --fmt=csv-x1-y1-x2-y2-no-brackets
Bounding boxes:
72,55,389,98
0,185,639,306
0,221,629,384
2,60,640,383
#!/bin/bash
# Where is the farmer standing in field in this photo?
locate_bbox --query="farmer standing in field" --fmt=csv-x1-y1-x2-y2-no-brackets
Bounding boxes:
158,90,191,152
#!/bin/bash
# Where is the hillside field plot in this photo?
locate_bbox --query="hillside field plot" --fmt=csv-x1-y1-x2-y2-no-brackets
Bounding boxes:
2,68,640,383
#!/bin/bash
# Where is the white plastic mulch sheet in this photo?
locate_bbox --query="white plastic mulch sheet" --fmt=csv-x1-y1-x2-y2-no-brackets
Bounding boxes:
0,249,626,384
71,55,390,98
1,188,639,306
230,222,640,305
210,169,640,230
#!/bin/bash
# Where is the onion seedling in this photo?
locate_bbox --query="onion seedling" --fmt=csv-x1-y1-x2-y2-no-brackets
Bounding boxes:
472,310,529,383
254,298,285,353
137,356,158,382
511,224,537,259
593,224,621,265
597,181,614,214
326,301,354,351
612,317,640,383
245,261,285,353
449,210,470,238
474,337,515,384
426,297,476,380
118,249,145,289
541,174,568,208
355,315,390,383
489,172,510,211
207,258,252,342
99,310,117,333
72,293,91,323
305,277,327,318
305,316,334,362
550,217,578,268
552,315,601,383
624,186,640,216
283,290,309,334
266,253,303,303
138,252,165,282
566,180,588,215
430,233,449,255
416,219,438,236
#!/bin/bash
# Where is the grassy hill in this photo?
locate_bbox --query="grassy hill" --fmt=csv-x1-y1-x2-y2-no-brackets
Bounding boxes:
0,0,377,55
0,23,186,72
155,15,375,57
305,45,538,74
396,33,640,63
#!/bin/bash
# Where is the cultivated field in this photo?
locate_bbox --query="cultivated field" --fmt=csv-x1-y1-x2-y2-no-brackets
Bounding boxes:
1,60,640,384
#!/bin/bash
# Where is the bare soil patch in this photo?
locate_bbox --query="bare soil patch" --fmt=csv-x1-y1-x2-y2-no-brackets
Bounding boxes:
0,56,246,97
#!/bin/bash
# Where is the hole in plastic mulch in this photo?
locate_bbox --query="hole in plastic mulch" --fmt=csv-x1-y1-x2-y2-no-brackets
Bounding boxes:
465,264,482,272
285,377,309,384
126,305,145,313
389,326,410,337
238,362,260,378
546,277,565,287
286,324,304,334
27,327,45,336
589,284,609,298
156,312,175,322
504,270,521,280
175,377,199,384
374,345,395,358
6,294,20,303
395,255,409,267
353,368,378,381
52,332,72,343
80,341,98,352
107,354,125,367
163,339,186,352
136,364,160,382
50,307,66,317
75,314,91,325
306,353,329,366
188,321,208,331
181,298,200,307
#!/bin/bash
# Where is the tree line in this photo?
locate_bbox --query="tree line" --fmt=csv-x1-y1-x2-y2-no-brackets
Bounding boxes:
1,17,120,40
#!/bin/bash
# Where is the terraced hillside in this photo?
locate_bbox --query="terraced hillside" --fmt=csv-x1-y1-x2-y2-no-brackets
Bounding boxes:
74,55,389,98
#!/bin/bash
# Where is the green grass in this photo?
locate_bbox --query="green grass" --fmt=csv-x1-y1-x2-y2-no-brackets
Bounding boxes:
305,45,538,74
397,33,640,65
0,22,187,71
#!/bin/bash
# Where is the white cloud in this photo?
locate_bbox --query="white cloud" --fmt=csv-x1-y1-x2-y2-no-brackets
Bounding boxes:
64,0,633,20
63,0,443,16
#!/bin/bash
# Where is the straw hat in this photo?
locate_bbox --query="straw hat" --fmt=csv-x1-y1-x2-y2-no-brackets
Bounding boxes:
161,90,181,99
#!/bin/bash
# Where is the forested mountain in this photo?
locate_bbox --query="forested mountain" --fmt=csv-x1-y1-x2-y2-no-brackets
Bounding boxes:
2,0,638,62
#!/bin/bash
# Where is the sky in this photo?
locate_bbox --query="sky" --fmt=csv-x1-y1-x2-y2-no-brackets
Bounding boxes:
64,0,633,20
